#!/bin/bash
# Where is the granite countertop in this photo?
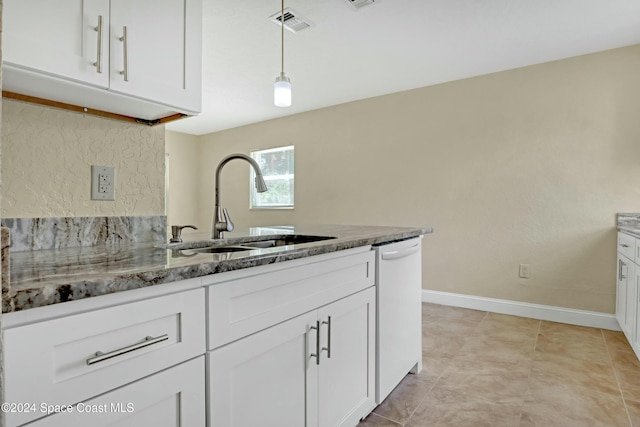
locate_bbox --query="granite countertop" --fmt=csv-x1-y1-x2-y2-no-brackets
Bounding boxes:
2,224,432,313
617,213,640,238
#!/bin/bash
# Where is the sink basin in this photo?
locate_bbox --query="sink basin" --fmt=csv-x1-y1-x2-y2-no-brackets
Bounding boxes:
242,235,336,248
188,246,248,254
163,234,337,253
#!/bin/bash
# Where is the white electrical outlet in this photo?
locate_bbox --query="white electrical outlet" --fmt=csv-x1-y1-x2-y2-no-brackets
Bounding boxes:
519,263,530,279
91,165,115,200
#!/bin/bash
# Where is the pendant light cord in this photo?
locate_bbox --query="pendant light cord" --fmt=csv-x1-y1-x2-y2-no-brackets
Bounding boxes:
281,0,285,74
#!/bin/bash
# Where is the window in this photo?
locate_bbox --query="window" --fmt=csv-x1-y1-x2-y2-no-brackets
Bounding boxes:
250,145,294,209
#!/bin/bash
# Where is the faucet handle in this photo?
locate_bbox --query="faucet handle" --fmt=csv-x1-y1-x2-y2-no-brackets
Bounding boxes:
170,225,198,243
218,208,234,233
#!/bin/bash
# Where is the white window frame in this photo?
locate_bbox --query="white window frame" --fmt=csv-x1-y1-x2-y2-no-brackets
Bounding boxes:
250,145,295,209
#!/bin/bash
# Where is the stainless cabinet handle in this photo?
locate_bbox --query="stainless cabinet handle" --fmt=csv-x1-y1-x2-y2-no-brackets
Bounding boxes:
321,316,331,359
381,243,420,260
92,15,103,73
86,334,168,366
309,321,320,365
621,244,630,248
119,26,129,81
619,260,627,281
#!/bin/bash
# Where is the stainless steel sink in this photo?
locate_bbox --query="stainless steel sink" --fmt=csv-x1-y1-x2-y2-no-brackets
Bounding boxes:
242,235,336,248
163,234,336,253
188,246,249,254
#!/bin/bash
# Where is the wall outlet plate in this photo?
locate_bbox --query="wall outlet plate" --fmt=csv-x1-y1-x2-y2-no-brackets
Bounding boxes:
519,263,530,279
91,165,115,201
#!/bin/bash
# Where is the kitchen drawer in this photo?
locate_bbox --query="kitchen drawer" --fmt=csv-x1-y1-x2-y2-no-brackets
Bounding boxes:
3,288,205,427
25,356,205,427
619,232,636,260
207,250,375,349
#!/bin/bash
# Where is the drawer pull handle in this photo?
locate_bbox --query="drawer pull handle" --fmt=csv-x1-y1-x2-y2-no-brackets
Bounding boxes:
309,321,321,366
619,260,627,281
119,26,129,81
92,15,103,73
86,334,169,366
621,244,630,248
381,244,420,260
321,316,332,359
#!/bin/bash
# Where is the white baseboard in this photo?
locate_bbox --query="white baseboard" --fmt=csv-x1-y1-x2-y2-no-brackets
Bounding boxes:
422,290,621,331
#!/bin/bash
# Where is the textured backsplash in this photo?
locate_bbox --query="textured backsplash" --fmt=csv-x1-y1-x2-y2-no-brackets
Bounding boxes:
1,216,167,252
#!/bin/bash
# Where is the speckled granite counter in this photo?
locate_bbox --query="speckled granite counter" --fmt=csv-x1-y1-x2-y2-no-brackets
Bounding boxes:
617,213,640,238
2,224,432,313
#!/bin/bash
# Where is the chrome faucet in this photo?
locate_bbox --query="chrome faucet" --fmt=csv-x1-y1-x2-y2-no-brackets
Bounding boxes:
212,153,268,239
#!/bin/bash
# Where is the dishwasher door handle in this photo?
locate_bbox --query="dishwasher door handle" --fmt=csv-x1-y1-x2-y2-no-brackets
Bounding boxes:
381,243,420,260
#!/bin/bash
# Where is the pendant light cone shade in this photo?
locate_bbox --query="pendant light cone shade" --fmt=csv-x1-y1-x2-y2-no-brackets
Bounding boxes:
274,0,292,107
274,72,292,107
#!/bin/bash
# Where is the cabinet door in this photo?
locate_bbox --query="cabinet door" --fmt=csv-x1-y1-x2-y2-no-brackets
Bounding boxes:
629,265,640,359
617,253,630,333
109,0,202,112
28,356,205,427
318,287,376,427
626,261,637,343
3,0,110,88
209,311,319,427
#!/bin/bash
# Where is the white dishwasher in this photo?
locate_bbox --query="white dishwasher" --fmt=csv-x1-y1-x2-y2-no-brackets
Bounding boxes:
374,237,423,403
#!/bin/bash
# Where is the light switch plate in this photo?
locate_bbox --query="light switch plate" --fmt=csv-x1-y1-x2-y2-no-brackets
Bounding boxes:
91,165,115,200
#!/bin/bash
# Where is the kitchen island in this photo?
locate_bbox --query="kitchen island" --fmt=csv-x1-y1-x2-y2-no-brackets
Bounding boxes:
1,223,431,427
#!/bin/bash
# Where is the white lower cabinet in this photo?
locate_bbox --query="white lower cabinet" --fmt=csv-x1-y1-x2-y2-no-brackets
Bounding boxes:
26,356,205,427
209,287,376,427
616,232,640,361
616,251,634,338
3,286,206,427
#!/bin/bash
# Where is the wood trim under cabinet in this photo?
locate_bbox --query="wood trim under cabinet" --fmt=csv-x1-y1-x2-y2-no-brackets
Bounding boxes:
1,90,189,126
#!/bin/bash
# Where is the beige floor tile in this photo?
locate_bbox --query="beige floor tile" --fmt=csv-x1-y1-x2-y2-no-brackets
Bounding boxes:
626,399,640,427
535,329,610,364
422,320,476,357
454,335,535,367
422,304,487,323
372,305,640,427
531,351,619,396
406,387,522,427
475,314,540,344
611,348,640,371
358,413,402,427
413,355,448,383
372,375,432,424
520,373,630,427
617,367,640,401
604,330,635,354
422,333,466,358
540,320,602,337
484,311,541,329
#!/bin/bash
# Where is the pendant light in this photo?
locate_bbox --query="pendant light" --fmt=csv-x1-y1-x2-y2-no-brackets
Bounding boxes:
274,0,292,107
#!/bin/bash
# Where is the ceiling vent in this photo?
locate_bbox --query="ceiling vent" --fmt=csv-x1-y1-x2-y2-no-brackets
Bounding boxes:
345,0,375,9
270,8,311,33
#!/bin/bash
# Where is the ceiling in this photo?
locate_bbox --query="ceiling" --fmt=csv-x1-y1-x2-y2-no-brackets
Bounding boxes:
166,0,640,136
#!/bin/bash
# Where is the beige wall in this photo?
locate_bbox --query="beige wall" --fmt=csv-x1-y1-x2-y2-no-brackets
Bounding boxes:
1,100,166,218
169,45,640,314
166,130,201,236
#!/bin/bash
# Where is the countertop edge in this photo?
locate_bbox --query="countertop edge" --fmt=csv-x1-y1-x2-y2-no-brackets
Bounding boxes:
3,227,432,313
618,226,640,239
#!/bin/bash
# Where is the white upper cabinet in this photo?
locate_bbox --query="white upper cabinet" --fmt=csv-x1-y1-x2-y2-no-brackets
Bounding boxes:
109,0,202,112
3,0,110,88
2,0,202,121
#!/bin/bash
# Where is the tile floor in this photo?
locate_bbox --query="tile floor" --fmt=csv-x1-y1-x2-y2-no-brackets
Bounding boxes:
359,303,640,427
